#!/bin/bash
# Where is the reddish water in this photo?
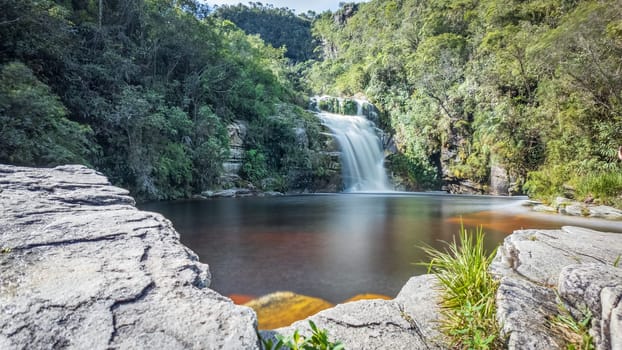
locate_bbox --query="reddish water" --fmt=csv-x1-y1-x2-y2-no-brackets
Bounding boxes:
142,193,622,303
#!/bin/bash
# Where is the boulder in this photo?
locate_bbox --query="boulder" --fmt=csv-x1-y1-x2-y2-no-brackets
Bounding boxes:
588,205,622,220
0,164,259,350
491,226,622,350
558,264,622,350
265,274,445,350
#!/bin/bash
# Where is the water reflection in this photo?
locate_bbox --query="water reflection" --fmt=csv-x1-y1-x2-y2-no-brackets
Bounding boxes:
141,193,621,303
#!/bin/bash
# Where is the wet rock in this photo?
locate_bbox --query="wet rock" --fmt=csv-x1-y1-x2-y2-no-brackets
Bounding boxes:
0,164,259,350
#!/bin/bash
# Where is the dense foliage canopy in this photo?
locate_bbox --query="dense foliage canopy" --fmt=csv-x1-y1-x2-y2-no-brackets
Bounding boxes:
1,0,621,206
307,0,622,205
213,2,317,62
0,0,326,200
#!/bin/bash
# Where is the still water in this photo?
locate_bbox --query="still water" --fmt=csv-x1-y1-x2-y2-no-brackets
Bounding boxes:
142,193,622,303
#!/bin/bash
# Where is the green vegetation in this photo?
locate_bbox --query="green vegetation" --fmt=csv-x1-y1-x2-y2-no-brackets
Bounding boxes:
551,301,595,350
0,0,328,200
261,320,344,350
2,0,621,206
0,62,93,166
213,2,317,63
307,0,622,206
422,225,502,349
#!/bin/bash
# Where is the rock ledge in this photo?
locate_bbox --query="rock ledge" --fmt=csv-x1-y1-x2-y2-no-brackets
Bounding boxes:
0,164,259,349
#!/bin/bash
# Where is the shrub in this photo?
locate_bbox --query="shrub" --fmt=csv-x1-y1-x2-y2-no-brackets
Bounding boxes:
574,171,622,208
241,149,269,185
422,225,502,349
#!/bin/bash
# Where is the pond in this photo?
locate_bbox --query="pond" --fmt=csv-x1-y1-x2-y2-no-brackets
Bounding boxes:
141,193,622,303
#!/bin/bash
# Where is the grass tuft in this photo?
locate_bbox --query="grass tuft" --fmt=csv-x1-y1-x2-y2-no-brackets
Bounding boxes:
421,224,502,349
550,300,594,350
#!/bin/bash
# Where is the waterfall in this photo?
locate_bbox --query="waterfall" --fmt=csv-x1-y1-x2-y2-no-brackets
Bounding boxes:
319,111,392,192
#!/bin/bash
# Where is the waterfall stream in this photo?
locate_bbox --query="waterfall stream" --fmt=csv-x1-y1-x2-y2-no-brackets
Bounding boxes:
319,111,392,192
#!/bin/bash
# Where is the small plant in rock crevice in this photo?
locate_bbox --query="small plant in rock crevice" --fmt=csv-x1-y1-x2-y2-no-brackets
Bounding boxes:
421,224,502,349
261,320,344,350
550,299,595,350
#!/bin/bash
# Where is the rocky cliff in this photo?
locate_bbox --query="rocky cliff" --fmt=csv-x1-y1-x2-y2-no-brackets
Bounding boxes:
0,165,259,349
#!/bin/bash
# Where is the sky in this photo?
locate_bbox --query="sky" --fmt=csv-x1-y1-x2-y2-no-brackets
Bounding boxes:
204,0,364,14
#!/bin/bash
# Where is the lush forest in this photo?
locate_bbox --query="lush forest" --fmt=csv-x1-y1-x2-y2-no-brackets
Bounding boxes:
307,0,622,206
1,0,621,206
212,2,317,62
0,0,331,200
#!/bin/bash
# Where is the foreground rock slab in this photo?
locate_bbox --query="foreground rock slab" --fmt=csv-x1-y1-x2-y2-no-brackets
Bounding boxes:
491,226,622,350
0,165,259,349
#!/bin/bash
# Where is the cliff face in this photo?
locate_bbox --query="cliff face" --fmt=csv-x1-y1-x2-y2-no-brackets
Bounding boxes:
0,165,259,349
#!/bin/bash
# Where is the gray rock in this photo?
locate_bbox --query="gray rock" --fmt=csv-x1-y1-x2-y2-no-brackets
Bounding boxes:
264,191,284,197
223,121,249,176
563,203,589,216
491,227,622,286
553,196,574,209
0,164,259,350
532,204,558,213
588,206,622,220
490,164,509,196
213,189,237,197
558,264,622,350
491,226,622,350
603,286,622,350
395,274,445,345
268,274,445,350
495,276,563,349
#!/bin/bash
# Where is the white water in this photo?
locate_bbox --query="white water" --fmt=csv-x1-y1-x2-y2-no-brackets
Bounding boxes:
319,112,392,192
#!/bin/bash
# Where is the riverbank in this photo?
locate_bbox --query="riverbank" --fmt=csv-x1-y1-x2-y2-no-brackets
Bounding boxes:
1,164,620,349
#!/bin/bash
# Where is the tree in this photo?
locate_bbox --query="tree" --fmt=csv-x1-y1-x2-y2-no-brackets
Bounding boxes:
0,62,93,166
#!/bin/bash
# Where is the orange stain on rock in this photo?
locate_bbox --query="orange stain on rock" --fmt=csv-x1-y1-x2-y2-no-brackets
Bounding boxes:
228,294,256,305
344,293,393,302
244,291,334,330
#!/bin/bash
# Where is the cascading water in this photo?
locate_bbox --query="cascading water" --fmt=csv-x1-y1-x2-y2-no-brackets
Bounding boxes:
319,111,392,192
